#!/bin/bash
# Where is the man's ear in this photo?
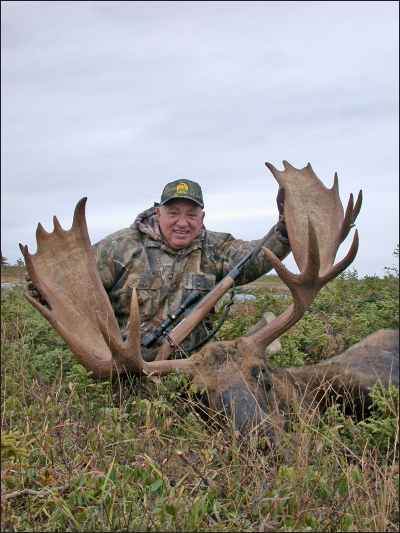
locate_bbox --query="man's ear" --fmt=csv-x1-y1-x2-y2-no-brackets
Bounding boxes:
156,206,161,223
201,211,205,224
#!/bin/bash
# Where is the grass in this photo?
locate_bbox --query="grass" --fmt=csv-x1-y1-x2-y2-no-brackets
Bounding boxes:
1,271,399,532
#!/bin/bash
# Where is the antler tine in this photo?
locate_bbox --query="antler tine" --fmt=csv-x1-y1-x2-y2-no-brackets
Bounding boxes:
261,217,321,292
19,242,53,311
340,192,355,242
337,190,363,245
265,162,285,188
35,222,50,251
282,160,298,172
124,288,197,377
352,190,363,224
294,217,321,286
321,230,359,284
53,215,63,233
72,197,89,231
96,287,144,375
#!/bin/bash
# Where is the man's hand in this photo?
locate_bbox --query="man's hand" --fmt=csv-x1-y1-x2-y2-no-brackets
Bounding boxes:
25,273,50,308
276,187,289,242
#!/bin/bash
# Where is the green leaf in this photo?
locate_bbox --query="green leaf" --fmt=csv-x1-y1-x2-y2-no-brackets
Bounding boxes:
150,479,163,493
338,476,348,498
165,503,177,519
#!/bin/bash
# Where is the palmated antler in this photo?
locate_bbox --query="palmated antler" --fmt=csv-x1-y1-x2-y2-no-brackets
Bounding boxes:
20,198,195,380
246,161,362,353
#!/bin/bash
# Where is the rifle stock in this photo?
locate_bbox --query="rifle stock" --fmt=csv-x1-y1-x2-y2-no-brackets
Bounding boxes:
154,273,236,361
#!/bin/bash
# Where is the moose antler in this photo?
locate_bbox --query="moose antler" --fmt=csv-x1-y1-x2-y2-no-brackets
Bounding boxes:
20,161,361,383
20,199,196,379
245,161,361,353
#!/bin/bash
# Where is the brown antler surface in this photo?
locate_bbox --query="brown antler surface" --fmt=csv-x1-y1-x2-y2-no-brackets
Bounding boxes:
20,198,195,379
266,161,362,276
246,161,361,352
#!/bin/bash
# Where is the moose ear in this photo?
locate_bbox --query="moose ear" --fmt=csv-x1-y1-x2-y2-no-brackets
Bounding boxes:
265,338,281,356
244,312,282,356
263,312,281,355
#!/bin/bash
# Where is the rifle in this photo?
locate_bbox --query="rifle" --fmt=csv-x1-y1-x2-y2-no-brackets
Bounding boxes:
141,234,272,361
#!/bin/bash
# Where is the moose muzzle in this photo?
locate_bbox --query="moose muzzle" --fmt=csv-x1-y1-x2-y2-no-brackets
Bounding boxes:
218,384,284,446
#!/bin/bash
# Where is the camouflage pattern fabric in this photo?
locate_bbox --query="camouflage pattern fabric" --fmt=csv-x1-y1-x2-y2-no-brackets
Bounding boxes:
160,179,204,208
93,206,291,361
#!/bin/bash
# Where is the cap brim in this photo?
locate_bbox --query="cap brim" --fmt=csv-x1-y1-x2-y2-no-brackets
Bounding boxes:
160,195,204,208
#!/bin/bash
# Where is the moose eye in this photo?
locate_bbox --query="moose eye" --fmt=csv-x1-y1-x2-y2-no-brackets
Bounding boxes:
251,365,273,392
251,365,267,380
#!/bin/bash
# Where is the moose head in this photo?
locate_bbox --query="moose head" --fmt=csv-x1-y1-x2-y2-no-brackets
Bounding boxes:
20,162,363,444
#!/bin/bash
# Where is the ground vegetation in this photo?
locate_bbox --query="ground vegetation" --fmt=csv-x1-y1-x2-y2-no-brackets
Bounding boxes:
1,264,398,531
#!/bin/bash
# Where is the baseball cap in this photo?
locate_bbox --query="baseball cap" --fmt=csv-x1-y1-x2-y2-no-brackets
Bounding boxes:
159,179,204,208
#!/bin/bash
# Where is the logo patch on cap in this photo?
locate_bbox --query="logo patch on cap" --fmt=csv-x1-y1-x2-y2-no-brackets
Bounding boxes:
176,183,189,195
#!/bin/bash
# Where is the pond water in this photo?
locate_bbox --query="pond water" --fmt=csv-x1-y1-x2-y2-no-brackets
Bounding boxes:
233,293,256,302
1,283,23,291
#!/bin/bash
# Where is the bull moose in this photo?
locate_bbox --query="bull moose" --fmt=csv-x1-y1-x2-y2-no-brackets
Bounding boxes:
20,162,399,445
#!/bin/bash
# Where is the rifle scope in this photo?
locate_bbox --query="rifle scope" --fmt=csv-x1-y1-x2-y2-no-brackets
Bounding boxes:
141,290,201,348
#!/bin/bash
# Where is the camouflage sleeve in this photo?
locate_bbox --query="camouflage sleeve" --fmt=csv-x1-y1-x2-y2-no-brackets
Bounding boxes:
208,224,291,286
92,228,143,291
92,237,118,290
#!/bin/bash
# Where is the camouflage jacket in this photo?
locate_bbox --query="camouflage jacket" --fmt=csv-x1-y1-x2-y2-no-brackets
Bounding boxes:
93,206,291,361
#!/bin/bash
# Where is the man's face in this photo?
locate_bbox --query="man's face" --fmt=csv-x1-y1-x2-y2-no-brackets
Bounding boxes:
157,199,205,250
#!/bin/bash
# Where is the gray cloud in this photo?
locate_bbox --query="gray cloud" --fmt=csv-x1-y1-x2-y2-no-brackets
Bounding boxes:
1,0,398,277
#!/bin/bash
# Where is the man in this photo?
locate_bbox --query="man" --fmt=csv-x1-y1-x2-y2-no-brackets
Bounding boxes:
27,179,290,361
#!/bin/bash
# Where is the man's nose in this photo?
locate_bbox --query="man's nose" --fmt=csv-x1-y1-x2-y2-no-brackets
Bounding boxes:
175,214,189,227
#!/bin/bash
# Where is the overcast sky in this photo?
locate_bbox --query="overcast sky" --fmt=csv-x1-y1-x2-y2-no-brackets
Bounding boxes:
2,1,399,278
